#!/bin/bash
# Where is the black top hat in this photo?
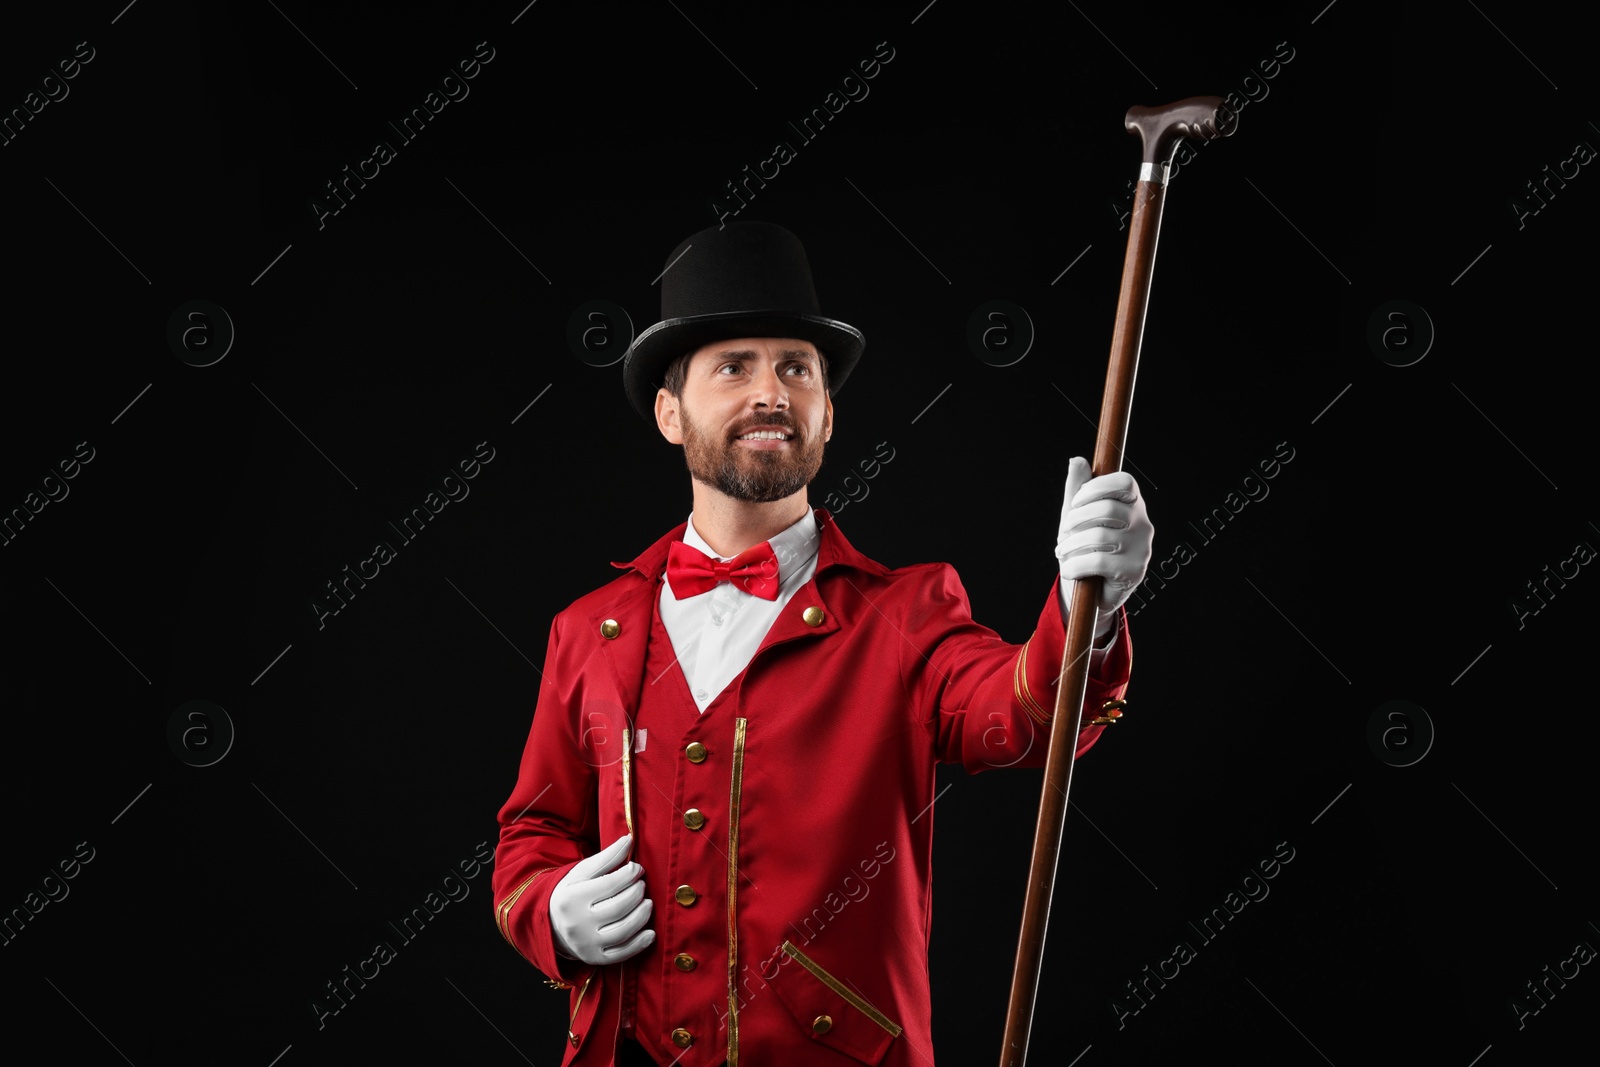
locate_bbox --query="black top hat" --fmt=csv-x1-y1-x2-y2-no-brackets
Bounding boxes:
622,221,865,424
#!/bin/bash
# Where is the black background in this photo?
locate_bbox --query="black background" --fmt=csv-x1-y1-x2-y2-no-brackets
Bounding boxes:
1,2,1593,1064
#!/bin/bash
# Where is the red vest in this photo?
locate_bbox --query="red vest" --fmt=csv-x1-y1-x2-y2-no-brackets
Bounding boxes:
618,579,749,1062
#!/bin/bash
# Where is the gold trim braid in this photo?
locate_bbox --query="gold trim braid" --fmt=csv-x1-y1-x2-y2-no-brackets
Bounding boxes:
567,970,595,1048
726,717,748,1066
496,866,559,957
621,726,635,837
1013,638,1051,725
780,940,903,1037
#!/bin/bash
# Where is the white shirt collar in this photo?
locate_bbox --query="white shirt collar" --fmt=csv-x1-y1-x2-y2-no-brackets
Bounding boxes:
681,507,821,591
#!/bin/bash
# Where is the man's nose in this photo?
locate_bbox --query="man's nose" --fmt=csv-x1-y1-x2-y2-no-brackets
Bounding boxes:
749,363,789,408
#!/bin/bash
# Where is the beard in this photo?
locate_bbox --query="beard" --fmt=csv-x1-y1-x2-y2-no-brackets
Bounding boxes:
679,406,826,503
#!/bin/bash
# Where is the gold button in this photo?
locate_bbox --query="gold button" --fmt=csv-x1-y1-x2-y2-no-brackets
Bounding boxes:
599,619,621,639
685,741,708,763
671,1028,693,1048
812,1014,833,1034
802,606,825,627
683,808,706,830
674,952,697,972
674,884,698,906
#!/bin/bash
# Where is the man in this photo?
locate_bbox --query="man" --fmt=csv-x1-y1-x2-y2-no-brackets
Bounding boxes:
494,221,1153,1066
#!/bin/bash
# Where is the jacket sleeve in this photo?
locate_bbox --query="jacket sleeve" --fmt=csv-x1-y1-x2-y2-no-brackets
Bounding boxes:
908,567,1133,773
492,613,600,986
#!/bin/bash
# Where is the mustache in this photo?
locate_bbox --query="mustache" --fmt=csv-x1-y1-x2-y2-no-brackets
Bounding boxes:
729,418,799,438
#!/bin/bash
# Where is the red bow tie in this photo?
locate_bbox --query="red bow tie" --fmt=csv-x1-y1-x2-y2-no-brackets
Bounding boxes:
666,539,781,601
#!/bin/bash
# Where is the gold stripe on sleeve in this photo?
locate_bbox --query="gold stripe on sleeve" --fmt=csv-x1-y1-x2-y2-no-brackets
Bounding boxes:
1014,638,1051,725
496,866,559,955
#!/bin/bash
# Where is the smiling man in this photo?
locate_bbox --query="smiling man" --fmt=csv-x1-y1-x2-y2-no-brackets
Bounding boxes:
657,335,832,557
493,221,1154,1066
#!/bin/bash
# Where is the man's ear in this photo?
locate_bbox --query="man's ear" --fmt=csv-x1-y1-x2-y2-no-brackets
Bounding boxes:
824,392,834,442
656,388,684,444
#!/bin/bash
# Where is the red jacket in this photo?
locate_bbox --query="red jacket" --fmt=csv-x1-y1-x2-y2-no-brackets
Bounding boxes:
493,508,1132,1066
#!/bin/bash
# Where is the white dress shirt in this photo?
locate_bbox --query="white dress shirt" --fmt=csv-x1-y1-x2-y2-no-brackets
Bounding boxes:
660,509,822,713
659,508,1119,715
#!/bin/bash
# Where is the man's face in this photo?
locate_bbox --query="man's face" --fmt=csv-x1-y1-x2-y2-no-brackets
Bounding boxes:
656,337,833,504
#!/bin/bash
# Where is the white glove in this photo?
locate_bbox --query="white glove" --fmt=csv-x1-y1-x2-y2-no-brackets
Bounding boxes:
548,834,655,965
1056,456,1154,635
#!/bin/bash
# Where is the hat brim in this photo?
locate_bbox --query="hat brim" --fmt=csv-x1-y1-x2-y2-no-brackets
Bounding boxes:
623,310,864,424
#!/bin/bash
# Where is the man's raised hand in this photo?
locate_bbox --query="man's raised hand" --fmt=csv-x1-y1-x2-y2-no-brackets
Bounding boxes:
1055,456,1154,633
549,834,656,965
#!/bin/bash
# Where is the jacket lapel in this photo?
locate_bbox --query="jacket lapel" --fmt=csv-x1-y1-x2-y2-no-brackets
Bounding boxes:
585,519,687,719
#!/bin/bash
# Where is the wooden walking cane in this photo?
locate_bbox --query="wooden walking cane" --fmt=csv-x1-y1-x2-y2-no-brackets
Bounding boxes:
998,96,1234,1066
